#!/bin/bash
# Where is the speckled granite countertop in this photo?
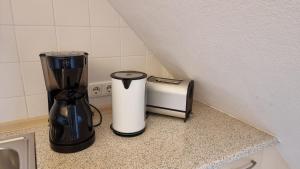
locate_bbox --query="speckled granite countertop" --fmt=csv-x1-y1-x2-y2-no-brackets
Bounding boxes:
0,103,277,169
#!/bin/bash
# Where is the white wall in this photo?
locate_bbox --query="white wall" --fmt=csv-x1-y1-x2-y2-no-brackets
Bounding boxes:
108,0,300,168
0,0,170,123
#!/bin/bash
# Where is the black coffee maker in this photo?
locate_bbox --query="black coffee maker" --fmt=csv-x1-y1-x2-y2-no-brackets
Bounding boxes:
40,51,95,153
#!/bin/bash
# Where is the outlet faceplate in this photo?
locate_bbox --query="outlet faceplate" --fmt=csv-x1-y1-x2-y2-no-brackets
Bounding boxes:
88,82,102,97
102,82,112,96
88,81,112,98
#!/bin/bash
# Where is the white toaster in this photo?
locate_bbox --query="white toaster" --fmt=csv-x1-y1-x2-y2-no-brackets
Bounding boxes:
146,76,194,122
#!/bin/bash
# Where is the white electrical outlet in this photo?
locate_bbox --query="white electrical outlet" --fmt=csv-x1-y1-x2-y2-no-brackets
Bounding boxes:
102,82,112,96
88,81,112,97
88,82,102,97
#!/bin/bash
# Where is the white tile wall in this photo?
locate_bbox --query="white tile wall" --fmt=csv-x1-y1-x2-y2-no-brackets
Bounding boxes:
0,26,18,62
0,97,27,122
91,27,120,57
53,0,89,26
21,62,46,95
121,56,146,72
119,17,129,27
121,28,146,56
0,0,13,25
15,26,57,61
89,57,121,82
56,27,91,52
147,51,172,78
26,94,48,117
0,0,171,123
0,63,24,98
89,0,119,27
11,0,54,25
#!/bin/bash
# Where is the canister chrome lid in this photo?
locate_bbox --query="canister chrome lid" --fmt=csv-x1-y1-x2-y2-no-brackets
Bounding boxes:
111,71,147,80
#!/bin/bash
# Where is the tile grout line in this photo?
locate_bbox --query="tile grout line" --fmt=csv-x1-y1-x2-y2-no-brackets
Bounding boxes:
120,24,124,70
118,12,122,70
87,0,93,57
0,23,124,29
4,24,123,28
146,49,151,75
51,0,59,51
0,92,47,99
119,26,122,69
0,24,121,28
8,0,29,118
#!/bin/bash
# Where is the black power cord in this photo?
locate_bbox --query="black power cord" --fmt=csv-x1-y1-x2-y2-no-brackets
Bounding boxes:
89,104,103,127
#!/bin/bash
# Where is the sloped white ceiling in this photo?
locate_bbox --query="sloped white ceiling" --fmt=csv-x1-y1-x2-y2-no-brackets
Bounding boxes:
109,0,300,168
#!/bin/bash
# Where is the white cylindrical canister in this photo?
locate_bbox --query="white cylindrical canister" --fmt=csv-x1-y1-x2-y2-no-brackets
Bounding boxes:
111,71,147,136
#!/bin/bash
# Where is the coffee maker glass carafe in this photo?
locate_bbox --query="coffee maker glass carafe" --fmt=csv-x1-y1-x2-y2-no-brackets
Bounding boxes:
40,51,95,153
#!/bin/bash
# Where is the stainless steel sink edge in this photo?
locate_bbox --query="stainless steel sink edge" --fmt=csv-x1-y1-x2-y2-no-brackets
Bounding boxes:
0,133,36,169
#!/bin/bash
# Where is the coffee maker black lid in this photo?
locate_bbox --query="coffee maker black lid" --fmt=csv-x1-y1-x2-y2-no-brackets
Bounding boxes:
40,51,88,69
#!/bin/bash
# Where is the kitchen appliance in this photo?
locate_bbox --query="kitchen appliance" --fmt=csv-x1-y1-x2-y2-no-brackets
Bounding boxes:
146,76,194,122
40,51,95,153
111,71,147,137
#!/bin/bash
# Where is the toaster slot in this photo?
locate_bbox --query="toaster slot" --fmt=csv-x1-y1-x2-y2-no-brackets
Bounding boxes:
149,76,182,85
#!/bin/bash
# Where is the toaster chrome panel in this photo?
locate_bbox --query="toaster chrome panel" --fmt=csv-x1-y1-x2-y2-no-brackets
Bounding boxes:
146,76,194,121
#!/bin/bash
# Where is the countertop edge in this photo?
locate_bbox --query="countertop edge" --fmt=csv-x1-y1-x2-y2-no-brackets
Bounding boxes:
199,137,279,169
